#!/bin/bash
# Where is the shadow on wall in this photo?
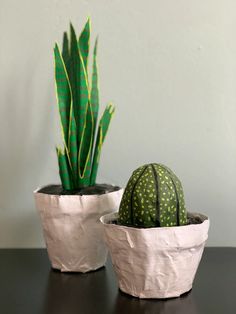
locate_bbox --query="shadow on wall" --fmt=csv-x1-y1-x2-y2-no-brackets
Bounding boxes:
0,60,55,212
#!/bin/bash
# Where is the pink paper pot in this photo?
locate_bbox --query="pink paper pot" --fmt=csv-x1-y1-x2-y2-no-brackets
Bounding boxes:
101,212,209,299
34,186,123,272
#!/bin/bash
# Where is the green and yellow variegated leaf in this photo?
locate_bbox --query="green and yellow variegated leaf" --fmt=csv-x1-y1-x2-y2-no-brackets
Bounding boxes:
55,41,78,185
56,147,73,190
54,43,71,147
78,17,90,71
68,108,78,185
90,103,115,185
69,24,81,131
91,37,99,140
62,32,70,75
78,102,94,187
70,23,89,148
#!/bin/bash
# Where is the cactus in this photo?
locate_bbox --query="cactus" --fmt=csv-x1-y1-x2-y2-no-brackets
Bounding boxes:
118,163,188,227
54,18,115,190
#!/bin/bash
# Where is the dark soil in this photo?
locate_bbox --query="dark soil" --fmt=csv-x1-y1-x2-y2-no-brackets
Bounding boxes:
187,212,206,225
113,212,206,227
37,184,120,196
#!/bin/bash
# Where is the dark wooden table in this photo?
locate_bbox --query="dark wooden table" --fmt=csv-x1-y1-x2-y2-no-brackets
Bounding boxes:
0,248,235,314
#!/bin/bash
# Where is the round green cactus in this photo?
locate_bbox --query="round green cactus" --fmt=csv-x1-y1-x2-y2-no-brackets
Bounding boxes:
118,163,188,228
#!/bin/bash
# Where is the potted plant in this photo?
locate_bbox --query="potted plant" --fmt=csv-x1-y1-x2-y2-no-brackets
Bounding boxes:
34,18,123,273
101,163,209,298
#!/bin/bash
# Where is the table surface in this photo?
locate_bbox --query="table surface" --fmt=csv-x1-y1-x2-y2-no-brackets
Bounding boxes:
0,248,235,314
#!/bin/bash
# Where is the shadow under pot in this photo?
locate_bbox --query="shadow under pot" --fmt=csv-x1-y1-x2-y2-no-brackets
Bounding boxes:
34,184,123,273
100,212,209,299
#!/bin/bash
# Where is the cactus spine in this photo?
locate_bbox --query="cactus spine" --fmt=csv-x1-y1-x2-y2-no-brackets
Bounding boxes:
54,18,115,190
118,163,187,227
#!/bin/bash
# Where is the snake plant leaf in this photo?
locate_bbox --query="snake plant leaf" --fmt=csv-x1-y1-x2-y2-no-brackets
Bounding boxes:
91,37,99,140
54,43,71,147
90,103,115,185
56,147,74,190
55,39,78,185
62,32,70,75
78,102,94,187
70,23,89,147
68,107,78,185
78,17,90,71
69,24,81,130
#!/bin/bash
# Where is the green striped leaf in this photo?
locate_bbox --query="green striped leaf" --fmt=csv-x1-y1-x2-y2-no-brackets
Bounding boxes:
91,38,99,141
62,32,70,75
78,102,94,187
70,23,89,148
69,24,81,131
56,147,74,190
90,103,115,185
78,17,90,71
54,41,78,185
54,43,71,147
68,107,78,186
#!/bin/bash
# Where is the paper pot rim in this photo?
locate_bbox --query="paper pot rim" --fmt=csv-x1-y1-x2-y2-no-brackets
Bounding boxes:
34,184,123,199
100,211,209,231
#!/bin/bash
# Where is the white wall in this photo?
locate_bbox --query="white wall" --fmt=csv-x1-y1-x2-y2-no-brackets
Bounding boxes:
0,0,236,247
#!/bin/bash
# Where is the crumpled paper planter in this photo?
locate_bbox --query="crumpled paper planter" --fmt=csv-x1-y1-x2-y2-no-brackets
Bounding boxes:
34,186,123,272
101,212,209,299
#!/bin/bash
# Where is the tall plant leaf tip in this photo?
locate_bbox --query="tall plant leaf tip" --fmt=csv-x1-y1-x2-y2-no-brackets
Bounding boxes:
62,32,68,45
108,103,115,115
78,17,91,72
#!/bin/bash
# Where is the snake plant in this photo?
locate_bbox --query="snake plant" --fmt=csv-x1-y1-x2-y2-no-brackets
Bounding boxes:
54,18,115,190
118,163,188,227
